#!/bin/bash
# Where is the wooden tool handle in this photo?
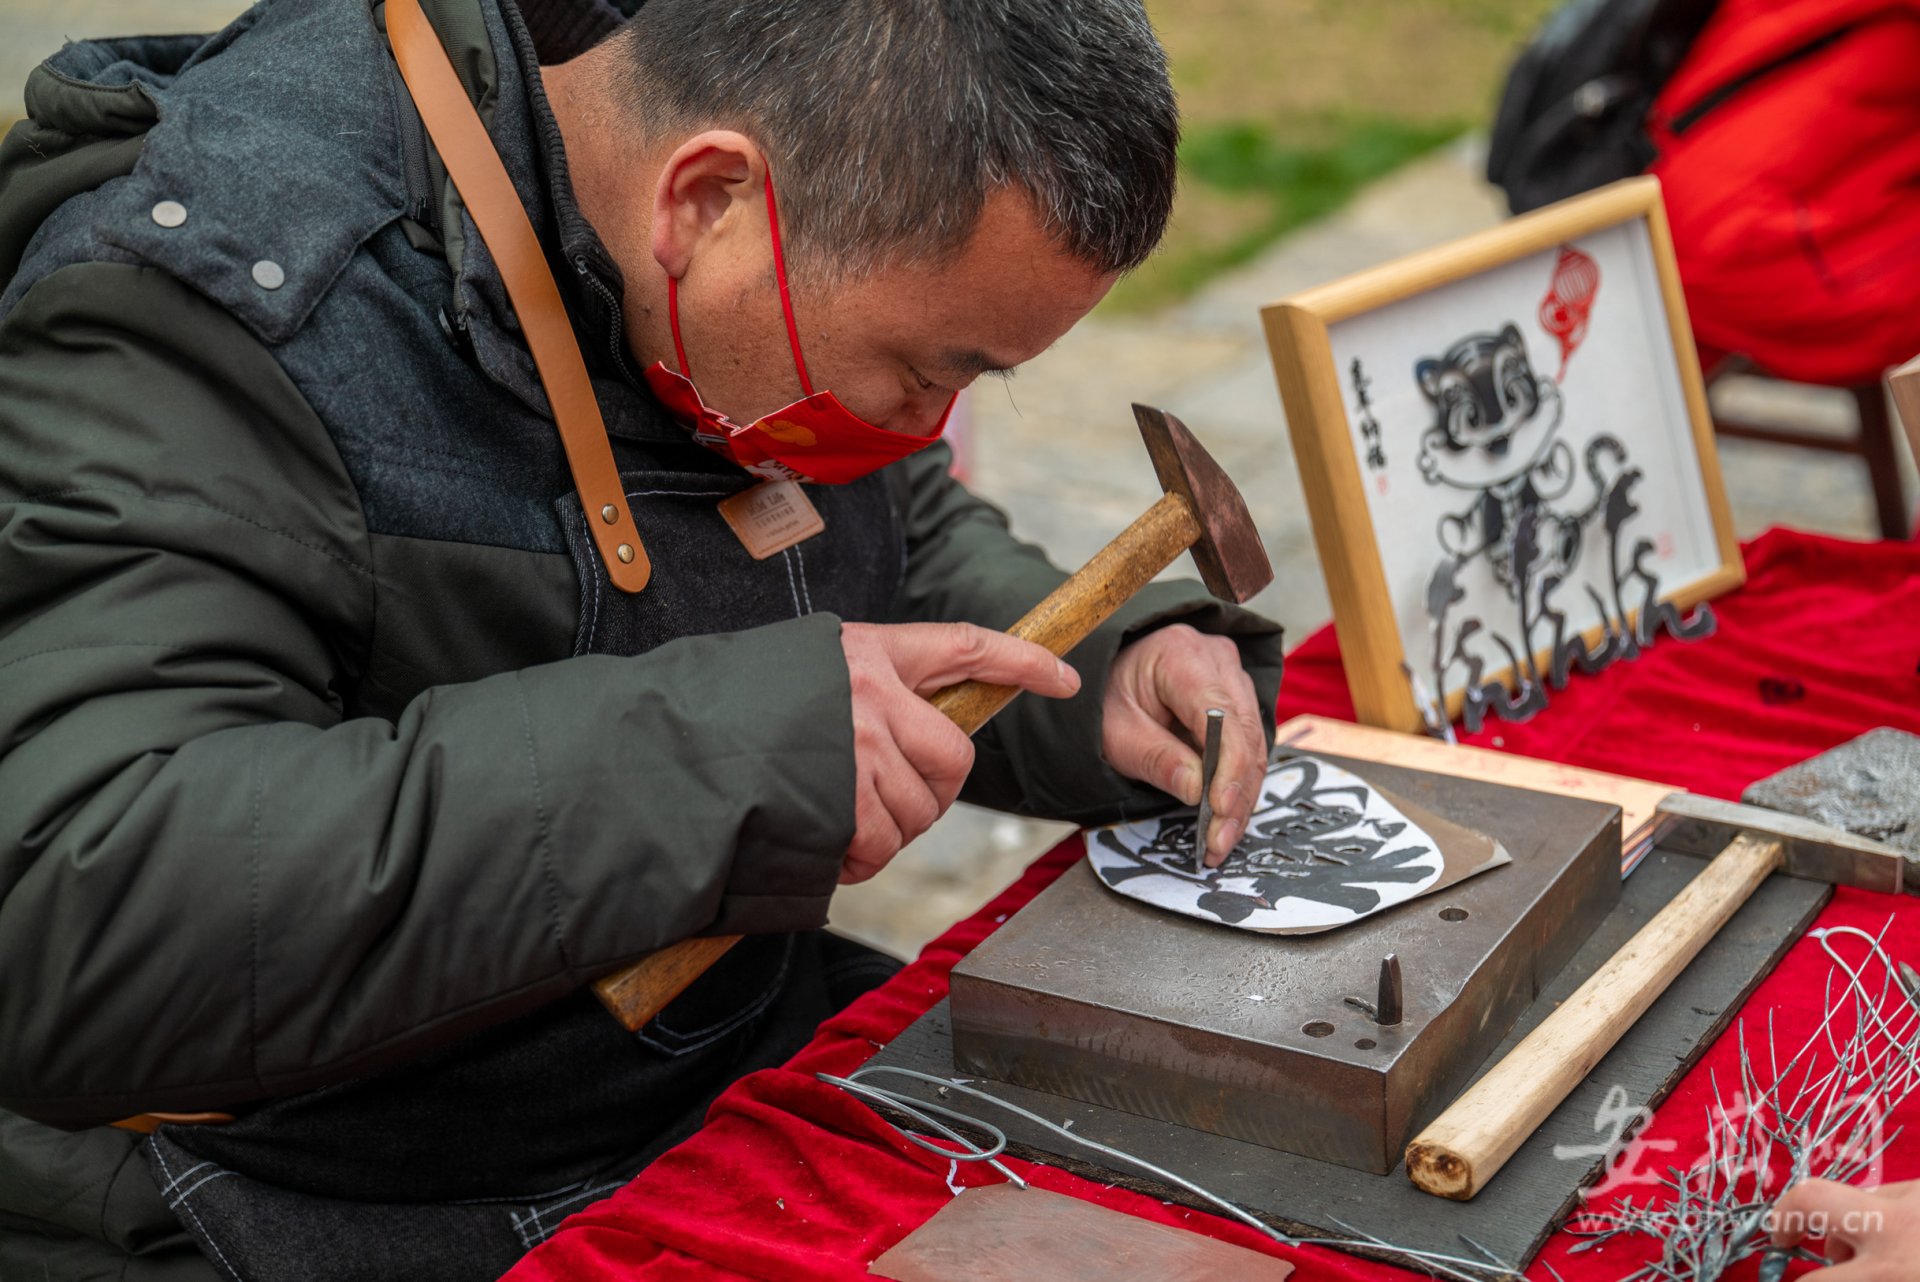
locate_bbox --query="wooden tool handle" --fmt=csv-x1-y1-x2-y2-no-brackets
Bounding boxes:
593,491,1205,1032
1404,831,1785,1200
591,934,742,1033
111,1111,234,1134
927,491,1202,734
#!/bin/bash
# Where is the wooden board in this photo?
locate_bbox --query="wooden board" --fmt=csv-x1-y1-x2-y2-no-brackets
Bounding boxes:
869,1185,1294,1281
1891,353,1920,465
1275,716,1677,865
865,848,1829,1270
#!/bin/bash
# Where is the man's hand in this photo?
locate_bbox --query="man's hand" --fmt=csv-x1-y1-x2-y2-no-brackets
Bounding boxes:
1768,1178,1920,1278
1102,624,1265,867
840,622,1080,884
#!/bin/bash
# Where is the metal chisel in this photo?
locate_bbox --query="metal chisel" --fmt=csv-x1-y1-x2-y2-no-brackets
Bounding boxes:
1194,707,1225,872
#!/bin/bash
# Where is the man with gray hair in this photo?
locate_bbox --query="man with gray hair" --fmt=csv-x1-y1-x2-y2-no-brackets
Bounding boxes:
0,0,1282,1277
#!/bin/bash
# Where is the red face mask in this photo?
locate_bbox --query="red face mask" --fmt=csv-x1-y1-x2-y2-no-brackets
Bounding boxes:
643,174,953,485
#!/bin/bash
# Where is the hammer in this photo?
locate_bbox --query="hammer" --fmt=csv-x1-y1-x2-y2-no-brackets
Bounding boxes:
591,404,1274,1032
1404,791,1905,1200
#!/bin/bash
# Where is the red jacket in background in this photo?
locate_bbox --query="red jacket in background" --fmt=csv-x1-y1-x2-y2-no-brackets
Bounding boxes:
1649,0,1920,384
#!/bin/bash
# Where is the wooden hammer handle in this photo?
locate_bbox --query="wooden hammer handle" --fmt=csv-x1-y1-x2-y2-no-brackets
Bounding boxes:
592,491,1205,1032
1405,831,1785,1200
926,491,1201,732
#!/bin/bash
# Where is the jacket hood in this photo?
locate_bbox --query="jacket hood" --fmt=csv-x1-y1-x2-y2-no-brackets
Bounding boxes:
1,0,407,344
24,33,208,134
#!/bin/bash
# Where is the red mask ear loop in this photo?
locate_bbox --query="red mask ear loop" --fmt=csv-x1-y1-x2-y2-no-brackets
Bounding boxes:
666,275,693,377
763,171,814,397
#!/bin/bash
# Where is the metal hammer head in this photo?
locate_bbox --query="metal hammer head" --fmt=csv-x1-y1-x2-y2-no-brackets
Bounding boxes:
1132,403,1273,603
1657,793,1906,894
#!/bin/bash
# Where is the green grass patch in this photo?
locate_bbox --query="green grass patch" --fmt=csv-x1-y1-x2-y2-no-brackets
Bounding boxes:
1103,114,1467,315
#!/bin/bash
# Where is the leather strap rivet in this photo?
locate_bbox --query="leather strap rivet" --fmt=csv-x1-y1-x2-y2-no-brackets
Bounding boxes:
616,543,635,564
600,504,618,524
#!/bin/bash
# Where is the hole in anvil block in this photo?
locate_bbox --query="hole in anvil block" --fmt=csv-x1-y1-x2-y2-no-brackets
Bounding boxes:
1439,906,1470,922
1303,1020,1335,1037
1355,1038,1377,1050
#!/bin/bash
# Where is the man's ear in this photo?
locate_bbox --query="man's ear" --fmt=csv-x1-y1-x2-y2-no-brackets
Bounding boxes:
651,131,766,279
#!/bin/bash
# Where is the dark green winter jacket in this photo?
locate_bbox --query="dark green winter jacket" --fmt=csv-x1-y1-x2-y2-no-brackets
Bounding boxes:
0,0,1283,1275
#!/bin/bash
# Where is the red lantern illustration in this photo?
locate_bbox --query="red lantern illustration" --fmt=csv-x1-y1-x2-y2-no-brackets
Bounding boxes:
1538,243,1600,381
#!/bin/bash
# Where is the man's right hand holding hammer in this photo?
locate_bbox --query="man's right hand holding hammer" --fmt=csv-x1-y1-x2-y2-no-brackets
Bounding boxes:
839,620,1268,885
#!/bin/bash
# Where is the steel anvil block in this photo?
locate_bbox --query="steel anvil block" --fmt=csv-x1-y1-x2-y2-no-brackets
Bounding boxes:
950,759,1621,1173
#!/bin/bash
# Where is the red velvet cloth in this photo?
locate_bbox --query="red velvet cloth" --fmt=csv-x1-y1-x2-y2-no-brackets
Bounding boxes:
1281,529,1920,799
510,528,1920,1281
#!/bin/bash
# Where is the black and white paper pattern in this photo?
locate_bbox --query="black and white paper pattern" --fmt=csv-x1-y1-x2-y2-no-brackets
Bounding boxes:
1088,755,1445,934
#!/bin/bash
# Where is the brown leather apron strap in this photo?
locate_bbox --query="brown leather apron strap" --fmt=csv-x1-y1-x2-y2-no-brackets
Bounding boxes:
387,0,650,593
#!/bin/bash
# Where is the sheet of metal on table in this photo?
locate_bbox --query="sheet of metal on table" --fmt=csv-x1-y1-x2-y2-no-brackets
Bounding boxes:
950,757,1622,1173
868,850,1833,1269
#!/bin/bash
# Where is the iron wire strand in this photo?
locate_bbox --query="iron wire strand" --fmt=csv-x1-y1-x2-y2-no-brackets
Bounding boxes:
821,924,1914,1282
820,1065,1535,1280
1566,921,1920,1281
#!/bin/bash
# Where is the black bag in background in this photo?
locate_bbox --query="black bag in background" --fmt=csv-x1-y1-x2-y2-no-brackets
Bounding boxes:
1486,0,1718,213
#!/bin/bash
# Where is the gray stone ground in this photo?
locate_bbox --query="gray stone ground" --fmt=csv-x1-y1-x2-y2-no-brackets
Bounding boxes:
4,15,1913,959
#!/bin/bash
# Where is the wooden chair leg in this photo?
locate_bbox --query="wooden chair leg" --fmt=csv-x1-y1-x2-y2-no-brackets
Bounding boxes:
1853,385,1912,540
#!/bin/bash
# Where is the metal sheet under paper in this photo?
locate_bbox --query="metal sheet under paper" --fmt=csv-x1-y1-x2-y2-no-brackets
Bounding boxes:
1088,754,1510,934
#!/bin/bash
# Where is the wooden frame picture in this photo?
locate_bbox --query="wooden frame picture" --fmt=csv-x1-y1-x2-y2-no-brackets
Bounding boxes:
1264,177,1743,733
